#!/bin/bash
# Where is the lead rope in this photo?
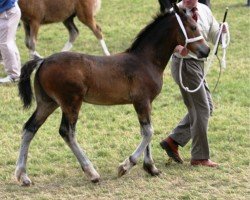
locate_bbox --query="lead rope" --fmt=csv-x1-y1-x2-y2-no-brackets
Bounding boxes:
212,24,230,92
221,24,230,69
175,11,230,93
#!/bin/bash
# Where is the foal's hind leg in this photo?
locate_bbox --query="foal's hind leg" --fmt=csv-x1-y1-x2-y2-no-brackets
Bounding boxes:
15,102,58,186
59,108,100,183
62,16,79,51
118,101,160,177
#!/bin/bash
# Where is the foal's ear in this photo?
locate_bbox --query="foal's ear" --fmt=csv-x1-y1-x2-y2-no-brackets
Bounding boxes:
158,0,172,13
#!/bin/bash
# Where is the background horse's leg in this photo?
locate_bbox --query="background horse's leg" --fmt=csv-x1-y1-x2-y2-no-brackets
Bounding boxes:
15,102,58,186
62,16,79,52
76,12,110,55
59,110,100,183
118,101,159,177
28,21,42,59
22,22,31,52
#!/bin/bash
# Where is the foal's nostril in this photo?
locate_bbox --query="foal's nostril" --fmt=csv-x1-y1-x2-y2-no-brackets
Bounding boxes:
198,46,210,58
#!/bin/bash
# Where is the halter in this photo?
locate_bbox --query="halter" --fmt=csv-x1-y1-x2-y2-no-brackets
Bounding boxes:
175,12,204,93
175,13,203,46
175,12,230,93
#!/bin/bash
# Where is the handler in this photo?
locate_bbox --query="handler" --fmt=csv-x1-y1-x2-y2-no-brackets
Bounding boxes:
160,0,228,167
0,0,21,83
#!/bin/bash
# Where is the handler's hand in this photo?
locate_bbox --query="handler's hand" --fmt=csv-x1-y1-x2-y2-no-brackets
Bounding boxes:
174,45,189,56
221,22,228,33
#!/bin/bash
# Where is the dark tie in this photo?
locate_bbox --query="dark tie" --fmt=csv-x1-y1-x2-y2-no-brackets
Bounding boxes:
191,7,198,22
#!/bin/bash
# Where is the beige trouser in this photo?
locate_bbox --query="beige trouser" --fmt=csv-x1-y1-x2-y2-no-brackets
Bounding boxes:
0,3,21,79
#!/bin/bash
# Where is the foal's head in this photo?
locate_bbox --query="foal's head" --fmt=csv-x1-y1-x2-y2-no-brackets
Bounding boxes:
172,4,210,58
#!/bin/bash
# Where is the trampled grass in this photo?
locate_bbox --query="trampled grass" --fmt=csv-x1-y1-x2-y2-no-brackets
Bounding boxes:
0,0,249,199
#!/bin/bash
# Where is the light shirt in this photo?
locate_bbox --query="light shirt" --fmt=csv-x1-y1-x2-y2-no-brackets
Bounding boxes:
174,2,220,60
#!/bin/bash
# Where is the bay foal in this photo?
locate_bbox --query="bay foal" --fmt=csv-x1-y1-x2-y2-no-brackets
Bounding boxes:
15,4,209,185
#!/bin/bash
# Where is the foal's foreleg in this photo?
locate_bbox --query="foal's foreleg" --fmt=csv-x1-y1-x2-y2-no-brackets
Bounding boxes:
59,113,100,183
118,123,154,177
143,145,161,176
118,102,160,177
140,127,160,176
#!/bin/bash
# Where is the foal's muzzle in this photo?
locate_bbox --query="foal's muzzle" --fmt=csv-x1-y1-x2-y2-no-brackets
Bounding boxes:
196,46,210,59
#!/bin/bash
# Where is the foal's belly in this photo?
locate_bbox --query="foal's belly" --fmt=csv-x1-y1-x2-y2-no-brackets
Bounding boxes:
83,87,132,105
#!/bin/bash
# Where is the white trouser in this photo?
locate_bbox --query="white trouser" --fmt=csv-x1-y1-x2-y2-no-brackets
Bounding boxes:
0,3,21,79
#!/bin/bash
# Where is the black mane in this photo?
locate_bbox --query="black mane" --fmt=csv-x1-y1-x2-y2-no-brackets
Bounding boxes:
126,11,175,53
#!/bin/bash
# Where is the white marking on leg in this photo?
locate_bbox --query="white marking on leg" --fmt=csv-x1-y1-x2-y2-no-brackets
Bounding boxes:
61,41,73,52
118,124,153,177
100,39,110,56
131,124,153,161
64,133,100,182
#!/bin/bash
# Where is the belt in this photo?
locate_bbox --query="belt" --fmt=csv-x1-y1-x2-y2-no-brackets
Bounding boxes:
173,54,207,62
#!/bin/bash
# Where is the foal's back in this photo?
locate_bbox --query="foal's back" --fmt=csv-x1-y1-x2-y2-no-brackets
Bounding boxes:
37,52,161,106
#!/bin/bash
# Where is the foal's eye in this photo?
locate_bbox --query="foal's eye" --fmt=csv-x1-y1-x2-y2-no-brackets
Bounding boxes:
191,26,197,31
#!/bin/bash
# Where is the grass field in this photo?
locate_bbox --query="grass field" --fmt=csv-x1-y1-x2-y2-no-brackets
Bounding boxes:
0,0,249,199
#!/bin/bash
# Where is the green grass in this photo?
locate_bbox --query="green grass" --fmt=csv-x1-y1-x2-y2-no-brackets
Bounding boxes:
0,0,249,199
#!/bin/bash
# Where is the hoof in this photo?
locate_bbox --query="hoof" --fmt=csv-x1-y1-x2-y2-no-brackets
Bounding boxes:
83,165,100,183
21,178,32,187
15,167,32,186
118,158,135,177
143,162,161,176
118,164,128,177
91,177,100,183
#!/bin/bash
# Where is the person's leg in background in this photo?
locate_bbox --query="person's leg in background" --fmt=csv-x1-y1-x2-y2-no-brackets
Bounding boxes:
0,4,21,83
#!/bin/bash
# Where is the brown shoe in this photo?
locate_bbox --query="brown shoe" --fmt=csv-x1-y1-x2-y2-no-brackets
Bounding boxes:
190,159,219,167
160,137,183,163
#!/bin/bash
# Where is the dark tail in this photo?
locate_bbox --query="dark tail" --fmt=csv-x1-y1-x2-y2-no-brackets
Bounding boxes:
18,58,44,109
